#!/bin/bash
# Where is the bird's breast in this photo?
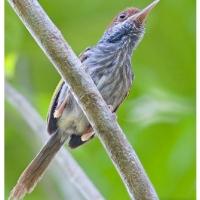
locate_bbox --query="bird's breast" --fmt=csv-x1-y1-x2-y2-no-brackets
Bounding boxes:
86,49,133,111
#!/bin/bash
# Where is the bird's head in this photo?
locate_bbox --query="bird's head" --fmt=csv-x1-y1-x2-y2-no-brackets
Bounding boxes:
100,0,159,45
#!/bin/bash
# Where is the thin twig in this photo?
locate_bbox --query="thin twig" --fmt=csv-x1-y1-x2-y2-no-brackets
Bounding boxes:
7,0,159,199
5,81,105,200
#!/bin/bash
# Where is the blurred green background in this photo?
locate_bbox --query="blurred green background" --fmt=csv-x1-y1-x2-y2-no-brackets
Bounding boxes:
5,0,196,199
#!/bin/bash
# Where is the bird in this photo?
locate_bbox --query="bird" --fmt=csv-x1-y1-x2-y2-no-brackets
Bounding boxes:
9,0,159,199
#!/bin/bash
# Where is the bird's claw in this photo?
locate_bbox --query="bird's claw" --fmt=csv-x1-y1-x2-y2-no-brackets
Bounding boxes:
107,105,117,120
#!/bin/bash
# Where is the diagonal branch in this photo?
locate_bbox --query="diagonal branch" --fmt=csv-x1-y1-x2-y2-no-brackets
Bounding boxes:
7,0,159,199
5,81,105,200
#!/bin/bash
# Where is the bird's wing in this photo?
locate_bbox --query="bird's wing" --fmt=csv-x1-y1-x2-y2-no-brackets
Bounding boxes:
46,47,93,135
46,79,65,134
114,84,132,112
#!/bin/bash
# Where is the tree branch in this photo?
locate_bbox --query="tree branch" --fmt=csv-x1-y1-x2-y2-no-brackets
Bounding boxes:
7,0,159,199
5,81,105,200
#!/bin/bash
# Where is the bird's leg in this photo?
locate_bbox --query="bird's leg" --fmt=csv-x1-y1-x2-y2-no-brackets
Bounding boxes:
81,126,95,142
107,105,117,120
54,89,71,118
81,105,116,142
83,64,89,72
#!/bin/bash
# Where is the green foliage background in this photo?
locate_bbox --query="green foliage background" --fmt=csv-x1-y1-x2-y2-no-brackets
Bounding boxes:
5,0,196,199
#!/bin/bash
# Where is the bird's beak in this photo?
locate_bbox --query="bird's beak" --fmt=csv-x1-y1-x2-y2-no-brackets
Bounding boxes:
130,0,159,24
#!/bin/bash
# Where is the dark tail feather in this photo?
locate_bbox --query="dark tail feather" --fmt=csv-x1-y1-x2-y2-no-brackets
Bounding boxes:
9,132,68,200
68,134,87,149
68,134,95,149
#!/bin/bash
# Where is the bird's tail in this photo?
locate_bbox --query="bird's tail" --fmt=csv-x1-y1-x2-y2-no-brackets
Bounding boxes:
9,132,68,200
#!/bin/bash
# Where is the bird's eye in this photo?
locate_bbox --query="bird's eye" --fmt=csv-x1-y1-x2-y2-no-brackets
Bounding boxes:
119,13,126,19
